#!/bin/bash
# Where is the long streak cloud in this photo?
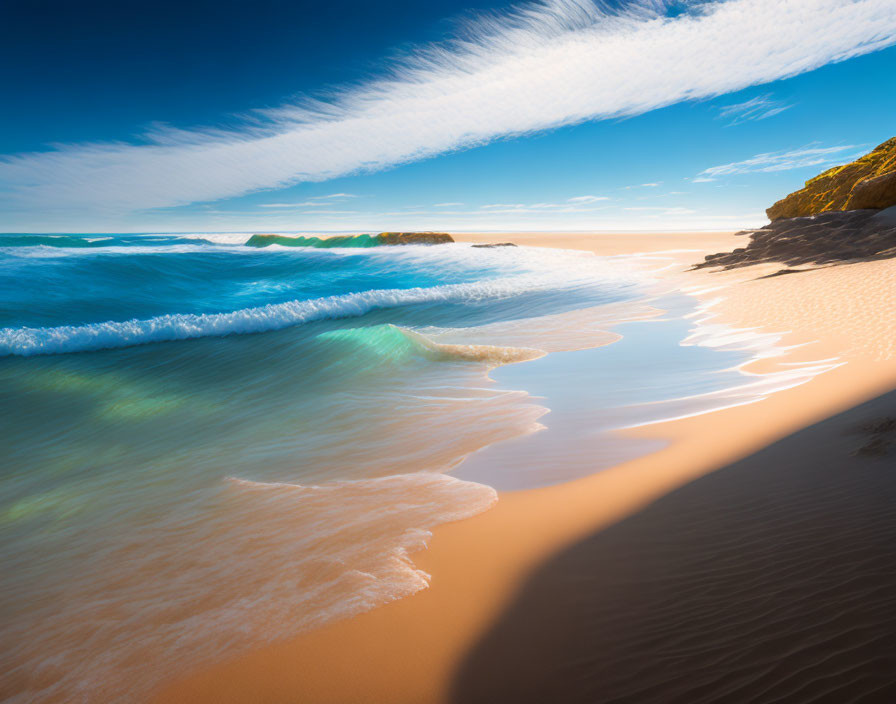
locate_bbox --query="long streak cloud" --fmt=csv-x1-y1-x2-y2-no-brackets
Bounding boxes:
3,0,895,214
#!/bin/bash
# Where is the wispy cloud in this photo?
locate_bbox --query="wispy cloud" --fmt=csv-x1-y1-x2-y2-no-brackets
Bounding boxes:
293,209,358,214
624,206,696,214
259,201,325,208
259,192,358,208
694,144,862,182
567,195,609,203
2,0,895,218
717,94,793,125
253,196,609,218
478,197,609,212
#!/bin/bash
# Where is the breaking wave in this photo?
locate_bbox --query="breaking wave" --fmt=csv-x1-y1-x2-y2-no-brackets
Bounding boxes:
316,324,544,367
0,275,577,356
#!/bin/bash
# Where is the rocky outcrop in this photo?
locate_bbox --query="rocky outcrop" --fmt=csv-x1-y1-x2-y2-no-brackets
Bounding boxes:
697,136,896,270
695,208,896,270
766,137,896,220
376,232,454,245
848,170,896,210
245,232,454,248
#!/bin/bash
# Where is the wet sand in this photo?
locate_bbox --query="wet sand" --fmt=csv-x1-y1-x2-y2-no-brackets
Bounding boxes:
156,232,896,703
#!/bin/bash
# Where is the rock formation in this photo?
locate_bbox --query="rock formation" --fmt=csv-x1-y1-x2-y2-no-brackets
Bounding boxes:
376,232,454,245
245,232,454,248
696,136,896,270
767,137,896,220
695,208,896,270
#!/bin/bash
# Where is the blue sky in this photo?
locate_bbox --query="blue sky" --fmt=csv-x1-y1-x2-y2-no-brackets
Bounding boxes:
2,0,895,233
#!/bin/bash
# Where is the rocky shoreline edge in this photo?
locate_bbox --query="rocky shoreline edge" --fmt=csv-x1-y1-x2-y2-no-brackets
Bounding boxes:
697,137,896,271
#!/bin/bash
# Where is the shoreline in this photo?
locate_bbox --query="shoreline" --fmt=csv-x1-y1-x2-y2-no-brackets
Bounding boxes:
156,231,896,703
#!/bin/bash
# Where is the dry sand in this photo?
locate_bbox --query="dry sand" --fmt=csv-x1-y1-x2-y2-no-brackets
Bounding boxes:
156,232,896,703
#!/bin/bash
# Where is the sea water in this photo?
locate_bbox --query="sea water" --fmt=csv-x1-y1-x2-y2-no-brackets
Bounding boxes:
0,234,829,702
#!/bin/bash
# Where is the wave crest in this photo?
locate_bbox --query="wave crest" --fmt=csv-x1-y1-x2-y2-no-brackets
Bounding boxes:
0,234,115,248
317,324,545,367
0,275,567,357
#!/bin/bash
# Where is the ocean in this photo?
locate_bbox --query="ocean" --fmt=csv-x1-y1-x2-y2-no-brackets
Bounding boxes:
0,233,829,702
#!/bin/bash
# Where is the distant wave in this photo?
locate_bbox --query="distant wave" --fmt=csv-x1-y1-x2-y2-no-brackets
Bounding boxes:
0,234,115,248
0,233,421,250
317,324,544,367
0,275,570,356
0,234,215,249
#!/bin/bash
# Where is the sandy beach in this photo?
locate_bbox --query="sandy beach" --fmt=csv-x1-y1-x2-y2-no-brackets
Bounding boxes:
7,2,896,701
153,231,896,703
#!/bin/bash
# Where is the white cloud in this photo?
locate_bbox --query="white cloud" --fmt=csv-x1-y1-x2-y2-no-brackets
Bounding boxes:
259,201,325,208
624,206,695,214
694,144,862,181
259,192,358,207
717,94,793,125
2,0,895,220
433,202,465,207
479,198,609,212
567,195,609,203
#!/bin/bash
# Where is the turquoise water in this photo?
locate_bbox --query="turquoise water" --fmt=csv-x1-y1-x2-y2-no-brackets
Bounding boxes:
0,234,825,702
0,235,644,702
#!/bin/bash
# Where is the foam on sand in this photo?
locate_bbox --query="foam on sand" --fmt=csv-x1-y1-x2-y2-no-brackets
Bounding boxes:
2,472,497,704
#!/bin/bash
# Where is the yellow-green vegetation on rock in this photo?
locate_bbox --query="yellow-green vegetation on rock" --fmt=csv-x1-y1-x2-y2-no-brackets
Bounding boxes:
377,232,454,245
767,137,896,220
245,232,454,248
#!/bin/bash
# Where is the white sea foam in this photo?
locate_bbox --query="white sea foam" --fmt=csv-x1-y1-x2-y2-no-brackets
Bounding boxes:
2,472,497,703
0,242,245,258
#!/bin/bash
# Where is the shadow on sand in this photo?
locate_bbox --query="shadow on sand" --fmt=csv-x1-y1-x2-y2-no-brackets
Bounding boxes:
451,389,896,704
